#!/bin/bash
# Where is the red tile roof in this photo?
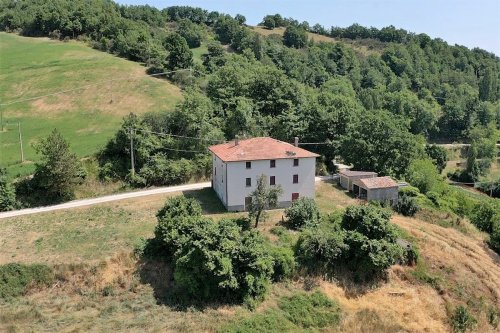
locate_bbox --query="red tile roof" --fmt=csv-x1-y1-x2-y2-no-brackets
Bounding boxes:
355,176,398,189
339,170,377,177
209,137,319,162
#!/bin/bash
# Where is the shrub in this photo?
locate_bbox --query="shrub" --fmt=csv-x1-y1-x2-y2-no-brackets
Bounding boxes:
295,228,347,272
153,196,203,255
341,205,403,277
394,192,419,216
0,263,54,299
0,168,17,212
156,196,202,221
451,305,477,333
399,185,421,197
277,291,341,328
284,198,321,230
405,158,445,194
426,191,441,206
341,205,394,240
489,219,500,254
154,205,274,304
470,201,499,233
268,246,296,281
170,218,273,304
139,156,194,186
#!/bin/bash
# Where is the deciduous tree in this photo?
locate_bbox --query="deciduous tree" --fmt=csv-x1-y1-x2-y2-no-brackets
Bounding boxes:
248,175,283,228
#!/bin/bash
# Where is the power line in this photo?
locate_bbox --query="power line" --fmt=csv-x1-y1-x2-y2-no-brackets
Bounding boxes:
0,69,191,107
298,142,335,145
132,128,224,143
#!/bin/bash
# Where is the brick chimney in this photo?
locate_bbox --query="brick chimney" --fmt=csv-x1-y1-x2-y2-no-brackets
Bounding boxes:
294,137,299,147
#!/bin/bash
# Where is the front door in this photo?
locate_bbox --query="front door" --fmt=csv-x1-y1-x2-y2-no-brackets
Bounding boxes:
245,196,252,211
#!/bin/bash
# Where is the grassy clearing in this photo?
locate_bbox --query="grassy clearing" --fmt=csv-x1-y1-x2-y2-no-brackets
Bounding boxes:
250,26,386,56
0,33,182,177
191,44,208,65
0,180,498,332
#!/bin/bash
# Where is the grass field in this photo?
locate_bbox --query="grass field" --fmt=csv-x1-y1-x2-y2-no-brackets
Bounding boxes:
1,180,498,332
250,26,386,56
0,33,183,177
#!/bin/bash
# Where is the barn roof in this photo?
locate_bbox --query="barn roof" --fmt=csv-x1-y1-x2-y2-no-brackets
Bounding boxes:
339,170,377,177
355,176,398,189
208,137,319,162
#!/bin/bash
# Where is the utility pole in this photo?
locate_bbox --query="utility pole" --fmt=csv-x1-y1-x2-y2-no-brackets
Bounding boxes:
130,127,135,175
110,81,114,104
0,105,3,132
18,122,24,162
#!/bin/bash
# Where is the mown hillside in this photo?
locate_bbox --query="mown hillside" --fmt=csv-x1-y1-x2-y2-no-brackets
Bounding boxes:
0,32,182,177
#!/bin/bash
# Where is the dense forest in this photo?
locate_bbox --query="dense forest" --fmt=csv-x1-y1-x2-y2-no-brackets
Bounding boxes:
0,0,498,187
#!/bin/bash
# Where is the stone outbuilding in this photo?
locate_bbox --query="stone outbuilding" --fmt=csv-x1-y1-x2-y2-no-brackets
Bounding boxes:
339,170,377,191
352,176,399,205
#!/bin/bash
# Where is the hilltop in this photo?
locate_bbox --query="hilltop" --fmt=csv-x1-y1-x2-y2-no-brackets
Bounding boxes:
0,32,182,177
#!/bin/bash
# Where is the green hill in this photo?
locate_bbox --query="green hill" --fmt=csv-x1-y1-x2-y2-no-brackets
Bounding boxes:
0,33,182,177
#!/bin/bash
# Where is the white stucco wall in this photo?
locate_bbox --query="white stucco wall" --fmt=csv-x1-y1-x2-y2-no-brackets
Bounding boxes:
212,154,227,207
212,156,316,211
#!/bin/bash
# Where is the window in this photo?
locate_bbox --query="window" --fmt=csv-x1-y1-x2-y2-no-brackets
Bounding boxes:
292,193,299,201
215,167,216,175
270,160,276,168
246,177,251,187
293,174,299,183
270,176,276,186
293,159,299,166
246,161,252,169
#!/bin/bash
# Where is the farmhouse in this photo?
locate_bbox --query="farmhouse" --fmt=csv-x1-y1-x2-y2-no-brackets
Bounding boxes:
352,176,399,205
209,137,319,211
339,170,377,191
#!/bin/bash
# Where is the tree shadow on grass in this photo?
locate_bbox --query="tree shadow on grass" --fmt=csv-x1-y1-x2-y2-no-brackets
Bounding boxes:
303,266,389,298
182,187,227,215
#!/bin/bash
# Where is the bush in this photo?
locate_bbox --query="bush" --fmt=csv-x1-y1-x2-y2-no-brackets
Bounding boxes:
153,196,203,255
0,263,54,299
295,228,347,272
399,185,421,197
284,198,321,230
0,168,17,211
277,291,341,329
268,246,296,281
153,201,275,304
489,218,500,254
394,192,419,216
172,219,274,303
451,305,477,333
470,201,499,233
405,158,445,194
139,156,194,186
341,205,403,277
156,196,202,221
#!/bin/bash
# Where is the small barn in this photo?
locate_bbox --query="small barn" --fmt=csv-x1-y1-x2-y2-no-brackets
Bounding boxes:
339,170,377,191
352,176,399,205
